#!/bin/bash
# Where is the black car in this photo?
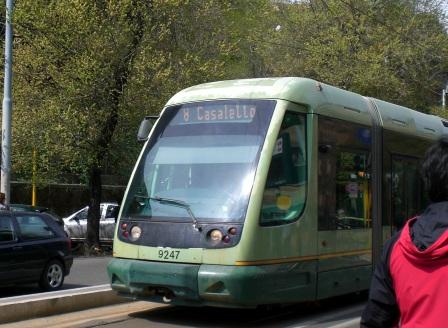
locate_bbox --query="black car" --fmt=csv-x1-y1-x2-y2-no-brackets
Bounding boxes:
0,210,73,291
9,204,64,228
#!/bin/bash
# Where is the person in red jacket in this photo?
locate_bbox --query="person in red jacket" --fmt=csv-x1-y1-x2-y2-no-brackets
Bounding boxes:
361,136,448,327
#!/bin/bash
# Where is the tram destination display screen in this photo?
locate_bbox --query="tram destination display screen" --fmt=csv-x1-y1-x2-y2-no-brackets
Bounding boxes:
172,102,257,125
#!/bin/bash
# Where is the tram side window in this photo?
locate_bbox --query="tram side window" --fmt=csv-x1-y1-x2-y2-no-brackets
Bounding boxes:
260,111,307,226
391,157,422,232
335,151,370,230
318,117,372,230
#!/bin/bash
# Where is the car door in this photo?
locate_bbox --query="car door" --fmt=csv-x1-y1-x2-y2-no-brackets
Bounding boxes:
0,215,22,282
14,214,56,281
66,207,88,240
100,205,118,241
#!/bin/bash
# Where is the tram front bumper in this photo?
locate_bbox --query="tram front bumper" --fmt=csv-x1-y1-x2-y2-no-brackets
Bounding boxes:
108,258,201,305
108,258,314,308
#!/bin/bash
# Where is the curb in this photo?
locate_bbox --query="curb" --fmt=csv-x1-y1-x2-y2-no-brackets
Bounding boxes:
0,284,130,324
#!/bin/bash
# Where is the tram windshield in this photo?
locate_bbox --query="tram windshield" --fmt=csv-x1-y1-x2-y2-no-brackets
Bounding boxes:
123,100,276,222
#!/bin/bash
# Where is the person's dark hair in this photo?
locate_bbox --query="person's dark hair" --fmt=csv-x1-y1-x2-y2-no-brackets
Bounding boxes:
422,136,448,202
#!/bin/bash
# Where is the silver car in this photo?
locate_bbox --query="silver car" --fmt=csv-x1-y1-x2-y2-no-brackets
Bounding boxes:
63,203,119,242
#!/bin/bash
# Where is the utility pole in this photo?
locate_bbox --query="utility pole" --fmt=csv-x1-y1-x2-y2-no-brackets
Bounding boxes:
2,0,14,204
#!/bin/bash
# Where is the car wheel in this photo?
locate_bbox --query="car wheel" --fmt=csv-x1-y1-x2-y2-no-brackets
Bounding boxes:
39,259,65,291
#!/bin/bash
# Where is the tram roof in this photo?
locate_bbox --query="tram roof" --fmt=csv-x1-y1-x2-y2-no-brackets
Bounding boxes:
166,77,447,139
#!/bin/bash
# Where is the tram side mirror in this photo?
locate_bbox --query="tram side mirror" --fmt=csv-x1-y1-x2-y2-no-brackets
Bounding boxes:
137,115,159,142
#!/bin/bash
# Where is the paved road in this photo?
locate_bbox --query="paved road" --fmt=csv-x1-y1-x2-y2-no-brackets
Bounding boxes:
0,256,111,297
65,256,111,287
4,295,365,328
86,297,364,328
86,303,363,328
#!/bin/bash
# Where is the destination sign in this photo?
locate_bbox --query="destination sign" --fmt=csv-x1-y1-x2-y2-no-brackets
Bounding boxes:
173,104,257,124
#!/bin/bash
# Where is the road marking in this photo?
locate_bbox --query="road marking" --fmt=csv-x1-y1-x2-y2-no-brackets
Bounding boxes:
328,317,361,328
291,304,364,327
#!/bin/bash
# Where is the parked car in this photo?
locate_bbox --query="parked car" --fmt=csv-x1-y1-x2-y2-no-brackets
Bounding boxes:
9,204,64,228
63,202,119,243
0,210,73,290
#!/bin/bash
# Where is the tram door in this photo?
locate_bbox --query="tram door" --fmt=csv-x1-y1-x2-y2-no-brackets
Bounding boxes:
390,156,423,233
317,116,373,299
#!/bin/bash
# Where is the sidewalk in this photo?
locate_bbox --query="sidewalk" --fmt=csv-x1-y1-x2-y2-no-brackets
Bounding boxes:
0,284,129,324
1,301,159,328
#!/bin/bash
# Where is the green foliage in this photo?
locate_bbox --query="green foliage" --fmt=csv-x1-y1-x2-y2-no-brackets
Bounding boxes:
13,0,152,182
9,0,257,184
254,0,448,111
430,106,448,120
0,0,446,187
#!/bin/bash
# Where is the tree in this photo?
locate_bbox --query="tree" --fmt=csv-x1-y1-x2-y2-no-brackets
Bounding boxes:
10,0,258,251
13,0,152,250
252,0,448,111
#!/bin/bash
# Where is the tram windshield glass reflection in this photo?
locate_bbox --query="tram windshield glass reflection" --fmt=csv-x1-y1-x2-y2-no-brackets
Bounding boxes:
123,100,276,222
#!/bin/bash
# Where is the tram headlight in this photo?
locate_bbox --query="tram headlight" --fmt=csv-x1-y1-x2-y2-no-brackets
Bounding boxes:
209,229,223,243
130,226,142,241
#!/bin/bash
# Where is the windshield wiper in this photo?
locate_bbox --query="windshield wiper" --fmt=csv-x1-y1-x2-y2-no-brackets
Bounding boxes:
149,196,202,232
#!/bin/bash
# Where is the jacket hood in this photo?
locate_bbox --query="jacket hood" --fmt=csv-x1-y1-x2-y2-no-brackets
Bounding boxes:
399,202,448,261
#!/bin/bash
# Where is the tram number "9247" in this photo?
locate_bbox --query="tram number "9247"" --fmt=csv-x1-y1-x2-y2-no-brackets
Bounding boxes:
158,249,180,260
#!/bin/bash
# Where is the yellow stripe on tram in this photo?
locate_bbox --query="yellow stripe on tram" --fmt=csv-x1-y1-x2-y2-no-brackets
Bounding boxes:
235,249,371,266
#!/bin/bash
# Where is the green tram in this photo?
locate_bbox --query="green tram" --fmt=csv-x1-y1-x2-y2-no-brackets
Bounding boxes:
107,77,448,308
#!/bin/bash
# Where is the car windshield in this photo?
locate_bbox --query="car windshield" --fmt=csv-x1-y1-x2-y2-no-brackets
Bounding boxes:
122,100,276,223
